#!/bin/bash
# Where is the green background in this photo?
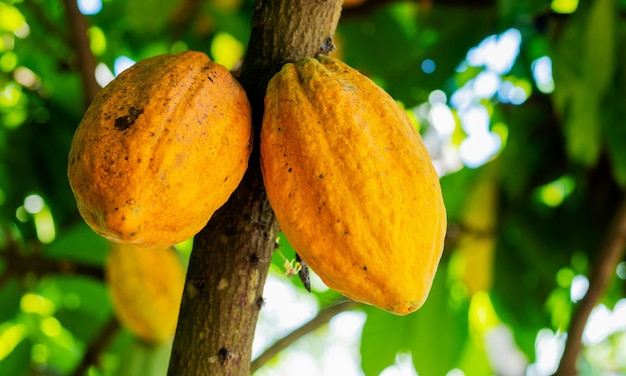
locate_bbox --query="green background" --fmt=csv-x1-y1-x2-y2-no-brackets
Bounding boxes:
1,0,625,375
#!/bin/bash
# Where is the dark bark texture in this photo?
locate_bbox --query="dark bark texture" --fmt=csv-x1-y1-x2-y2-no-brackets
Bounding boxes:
167,1,342,375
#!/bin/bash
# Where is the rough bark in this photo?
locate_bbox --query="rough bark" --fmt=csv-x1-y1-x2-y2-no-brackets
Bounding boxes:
167,1,342,375
240,0,343,134
61,0,100,105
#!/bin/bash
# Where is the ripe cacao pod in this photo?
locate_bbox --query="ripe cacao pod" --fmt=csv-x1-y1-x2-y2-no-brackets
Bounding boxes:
68,51,252,247
105,242,185,345
261,56,446,315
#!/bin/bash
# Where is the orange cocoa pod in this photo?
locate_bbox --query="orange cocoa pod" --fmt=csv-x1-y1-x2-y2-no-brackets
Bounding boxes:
68,51,252,247
261,56,446,315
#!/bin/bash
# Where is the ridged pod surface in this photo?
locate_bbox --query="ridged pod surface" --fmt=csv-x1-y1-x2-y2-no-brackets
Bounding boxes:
105,242,185,345
68,51,252,247
261,56,446,315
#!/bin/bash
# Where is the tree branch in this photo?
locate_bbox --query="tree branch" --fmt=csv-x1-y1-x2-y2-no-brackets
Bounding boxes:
250,300,360,373
71,316,120,376
170,0,203,41
21,1,72,46
555,196,626,376
167,2,343,375
61,0,100,105
239,0,343,130
0,241,104,283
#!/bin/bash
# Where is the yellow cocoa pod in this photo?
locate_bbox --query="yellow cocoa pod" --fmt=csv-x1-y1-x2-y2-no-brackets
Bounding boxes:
261,56,446,315
68,51,252,247
105,243,185,345
456,166,498,295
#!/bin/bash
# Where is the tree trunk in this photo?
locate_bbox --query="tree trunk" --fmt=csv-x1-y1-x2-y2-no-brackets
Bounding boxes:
167,1,342,375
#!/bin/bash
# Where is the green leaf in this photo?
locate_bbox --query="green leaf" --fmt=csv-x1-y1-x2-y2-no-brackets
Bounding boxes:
360,267,468,376
496,98,569,200
43,223,109,266
125,0,180,37
604,84,626,187
360,307,407,376
409,269,468,376
0,278,21,323
456,337,492,375
0,337,32,376
0,3,26,33
340,5,493,106
114,340,173,376
52,276,111,343
551,0,616,167
583,0,616,94
440,167,481,221
564,92,601,166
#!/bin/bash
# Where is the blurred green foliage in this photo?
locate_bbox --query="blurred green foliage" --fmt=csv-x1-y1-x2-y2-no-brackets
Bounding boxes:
1,0,625,375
